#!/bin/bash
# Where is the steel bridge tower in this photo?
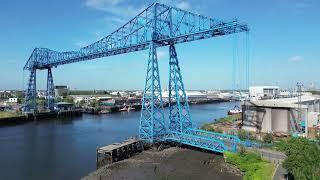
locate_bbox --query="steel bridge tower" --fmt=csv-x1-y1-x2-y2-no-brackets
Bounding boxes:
46,68,55,111
139,42,166,142
24,68,37,113
24,67,55,112
168,44,193,133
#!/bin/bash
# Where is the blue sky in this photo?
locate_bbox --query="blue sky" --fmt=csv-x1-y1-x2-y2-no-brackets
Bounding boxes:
0,0,319,90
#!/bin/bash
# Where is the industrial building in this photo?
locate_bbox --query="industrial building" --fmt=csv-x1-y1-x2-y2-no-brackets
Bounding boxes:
70,95,113,104
8,98,18,103
54,85,69,97
249,86,279,100
242,93,320,137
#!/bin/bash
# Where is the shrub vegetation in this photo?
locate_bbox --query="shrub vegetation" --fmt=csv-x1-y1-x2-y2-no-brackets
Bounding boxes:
274,137,320,179
225,151,275,180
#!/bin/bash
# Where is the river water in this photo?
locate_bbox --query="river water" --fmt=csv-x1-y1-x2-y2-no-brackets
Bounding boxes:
0,101,239,180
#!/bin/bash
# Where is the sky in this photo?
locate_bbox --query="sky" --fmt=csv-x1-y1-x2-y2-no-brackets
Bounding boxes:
0,0,319,90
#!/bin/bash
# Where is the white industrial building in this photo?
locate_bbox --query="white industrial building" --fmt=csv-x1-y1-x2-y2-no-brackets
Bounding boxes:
70,95,113,104
249,86,279,100
162,90,207,102
71,95,90,103
242,94,320,137
8,98,18,103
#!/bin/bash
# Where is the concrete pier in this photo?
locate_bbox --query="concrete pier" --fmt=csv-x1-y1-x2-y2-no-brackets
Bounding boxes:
96,138,144,169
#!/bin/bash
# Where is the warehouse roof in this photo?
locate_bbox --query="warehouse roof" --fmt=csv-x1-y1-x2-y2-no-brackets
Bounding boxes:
247,95,319,109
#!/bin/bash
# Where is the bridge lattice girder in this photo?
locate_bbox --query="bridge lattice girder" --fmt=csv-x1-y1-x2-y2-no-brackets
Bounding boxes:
23,3,248,70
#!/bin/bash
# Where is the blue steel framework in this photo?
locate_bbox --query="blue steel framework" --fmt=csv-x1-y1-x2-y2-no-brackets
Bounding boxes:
24,68,37,112
139,42,166,142
168,44,193,133
23,3,249,152
46,68,55,111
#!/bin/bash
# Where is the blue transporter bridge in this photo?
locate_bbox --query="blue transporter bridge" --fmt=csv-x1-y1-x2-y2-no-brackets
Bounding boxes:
23,3,248,153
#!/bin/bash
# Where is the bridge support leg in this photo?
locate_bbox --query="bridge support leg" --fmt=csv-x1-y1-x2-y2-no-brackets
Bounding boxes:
46,68,55,111
168,44,193,133
139,42,166,142
24,68,37,113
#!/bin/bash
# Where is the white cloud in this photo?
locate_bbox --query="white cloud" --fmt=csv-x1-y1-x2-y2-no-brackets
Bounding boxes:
176,1,191,10
73,40,90,48
277,0,313,13
81,0,203,49
294,1,311,10
85,0,124,10
141,50,167,60
85,0,145,23
85,0,203,26
159,0,192,10
157,50,167,60
288,56,303,62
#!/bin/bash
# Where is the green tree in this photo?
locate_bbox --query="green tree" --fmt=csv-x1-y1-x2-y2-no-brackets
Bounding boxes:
89,99,100,107
15,91,24,99
61,92,69,97
238,129,247,141
280,137,320,179
64,96,74,104
248,132,256,140
214,127,223,133
263,133,273,144
239,145,246,156
55,97,63,103
78,100,86,106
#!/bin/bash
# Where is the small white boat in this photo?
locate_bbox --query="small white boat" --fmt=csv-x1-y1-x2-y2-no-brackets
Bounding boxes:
119,106,128,111
228,106,242,115
127,106,136,112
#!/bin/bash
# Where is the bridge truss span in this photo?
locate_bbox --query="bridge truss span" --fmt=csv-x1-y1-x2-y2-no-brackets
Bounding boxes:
23,3,248,71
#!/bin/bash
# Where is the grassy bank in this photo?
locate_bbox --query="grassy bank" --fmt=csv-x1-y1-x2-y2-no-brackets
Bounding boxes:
0,111,20,119
201,114,241,132
214,114,241,124
225,151,275,180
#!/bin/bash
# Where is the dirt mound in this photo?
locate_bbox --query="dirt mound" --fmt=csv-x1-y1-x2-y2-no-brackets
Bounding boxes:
83,147,242,180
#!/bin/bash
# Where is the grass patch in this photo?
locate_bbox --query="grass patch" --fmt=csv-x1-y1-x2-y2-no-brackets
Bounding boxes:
201,123,223,133
0,111,20,118
200,114,241,133
214,114,241,124
225,151,275,180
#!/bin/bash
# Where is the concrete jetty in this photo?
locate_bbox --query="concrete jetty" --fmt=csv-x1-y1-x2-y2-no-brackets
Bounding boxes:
96,138,144,169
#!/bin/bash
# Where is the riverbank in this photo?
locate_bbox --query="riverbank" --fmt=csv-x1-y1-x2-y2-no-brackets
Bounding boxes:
0,111,22,118
84,99,232,115
83,147,242,180
0,110,82,127
201,114,241,133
